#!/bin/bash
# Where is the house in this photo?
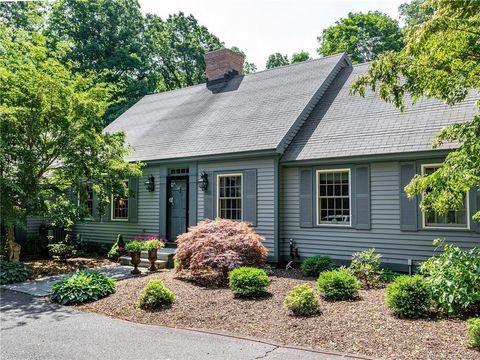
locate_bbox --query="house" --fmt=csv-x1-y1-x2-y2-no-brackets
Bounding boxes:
73,49,479,271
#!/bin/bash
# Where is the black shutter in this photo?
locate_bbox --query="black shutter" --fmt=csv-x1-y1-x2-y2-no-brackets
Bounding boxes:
400,162,418,231
243,169,257,226
128,177,139,223
203,171,214,219
469,187,480,233
354,165,371,230
299,169,313,228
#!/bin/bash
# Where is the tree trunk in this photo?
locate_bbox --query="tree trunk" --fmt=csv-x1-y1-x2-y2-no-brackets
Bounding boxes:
6,224,21,261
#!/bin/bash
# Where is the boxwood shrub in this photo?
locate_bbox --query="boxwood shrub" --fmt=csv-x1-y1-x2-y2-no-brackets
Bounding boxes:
0,260,32,285
317,269,360,301
385,275,431,318
50,270,115,305
228,267,269,297
467,318,480,349
136,280,175,310
284,284,321,316
301,256,332,277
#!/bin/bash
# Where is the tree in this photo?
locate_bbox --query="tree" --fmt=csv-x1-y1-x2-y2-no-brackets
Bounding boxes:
0,1,48,32
0,25,142,247
266,52,289,69
352,0,480,222
145,12,223,91
399,0,434,27
291,50,311,63
317,11,404,63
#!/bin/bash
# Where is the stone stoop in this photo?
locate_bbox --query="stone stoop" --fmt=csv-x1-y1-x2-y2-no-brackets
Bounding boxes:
118,248,175,269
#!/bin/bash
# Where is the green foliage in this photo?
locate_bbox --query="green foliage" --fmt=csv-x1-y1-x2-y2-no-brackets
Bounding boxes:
0,1,47,32
349,248,383,288
48,234,77,262
124,241,144,253
283,284,321,316
419,240,480,315
317,269,361,301
399,0,433,27
136,279,176,310
382,269,402,283
230,46,257,74
0,260,32,285
301,256,332,277
352,1,480,222
265,53,290,69
50,270,115,305
317,11,403,63
143,239,164,251
386,275,431,318
107,234,125,260
467,318,480,349
228,267,269,297
22,234,49,257
291,51,311,63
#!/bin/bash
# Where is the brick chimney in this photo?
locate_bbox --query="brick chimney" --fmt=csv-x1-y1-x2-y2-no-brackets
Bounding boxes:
204,48,245,83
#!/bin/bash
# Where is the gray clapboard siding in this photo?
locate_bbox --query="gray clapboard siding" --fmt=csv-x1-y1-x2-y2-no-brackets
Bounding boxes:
280,162,479,266
26,216,48,236
197,158,276,255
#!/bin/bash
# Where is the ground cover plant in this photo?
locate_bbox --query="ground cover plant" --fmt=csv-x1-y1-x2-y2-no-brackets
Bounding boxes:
284,283,321,316
386,275,431,318
174,219,268,286
228,267,269,297
317,269,361,301
301,256,332,277
50,270,115,305
136,279,175,310
0,260,32,284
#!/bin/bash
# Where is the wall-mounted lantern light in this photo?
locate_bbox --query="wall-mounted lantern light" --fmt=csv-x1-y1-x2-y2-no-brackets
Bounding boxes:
144,175,155,192
198,171,209,191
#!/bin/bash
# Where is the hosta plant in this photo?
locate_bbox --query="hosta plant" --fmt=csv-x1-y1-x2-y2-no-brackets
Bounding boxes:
0,260,32,285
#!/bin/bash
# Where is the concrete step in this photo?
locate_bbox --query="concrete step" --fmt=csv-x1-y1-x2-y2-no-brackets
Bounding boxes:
118,256,167,269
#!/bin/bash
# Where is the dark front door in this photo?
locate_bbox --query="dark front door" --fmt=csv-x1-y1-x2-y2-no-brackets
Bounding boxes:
167,177,189,241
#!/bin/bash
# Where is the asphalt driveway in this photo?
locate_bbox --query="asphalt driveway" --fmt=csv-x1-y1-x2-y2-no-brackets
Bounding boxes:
0,290,363,360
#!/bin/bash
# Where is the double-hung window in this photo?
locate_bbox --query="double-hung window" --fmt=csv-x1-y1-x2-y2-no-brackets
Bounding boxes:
85,183,94,217
316,169,351,226
217,174,242,220
422,164,468,228
112,181,129,221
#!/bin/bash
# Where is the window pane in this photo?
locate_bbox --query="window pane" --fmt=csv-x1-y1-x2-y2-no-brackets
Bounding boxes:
317,171,350,225
218,175,242,220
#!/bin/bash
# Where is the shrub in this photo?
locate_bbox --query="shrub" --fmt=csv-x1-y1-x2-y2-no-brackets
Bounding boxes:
50,270,115,305
284,284,321,316
124,240,144,253
136,280,176,310
382,269,402,283
107,234,126,260
385,275,431,318
228,267,269,297
349,248,383,288
467,318,480,349
419,240,480,315
0,260,32,285
174,219,268,286
301,256,332,277
317,269,361,301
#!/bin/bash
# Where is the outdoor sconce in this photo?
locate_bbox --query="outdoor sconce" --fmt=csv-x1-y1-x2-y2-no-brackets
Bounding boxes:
198,171,209,191
144,175,155,192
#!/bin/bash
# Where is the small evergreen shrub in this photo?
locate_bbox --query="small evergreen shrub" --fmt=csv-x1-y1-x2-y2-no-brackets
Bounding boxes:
317,269,361,301
107,234,126,260
50,271,115,305
48,234,77,262
136,280,176,310
349,248,383,288
467,318,480,349
175,219,268,286
301,256,332,277
0,260,32,285
228,267,269,297
284,284,321,316
385,275,431,318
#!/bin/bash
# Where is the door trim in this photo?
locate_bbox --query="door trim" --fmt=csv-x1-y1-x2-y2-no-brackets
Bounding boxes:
166,175,189,242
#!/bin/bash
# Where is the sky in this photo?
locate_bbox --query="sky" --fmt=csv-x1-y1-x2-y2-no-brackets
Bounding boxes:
138,0,406,70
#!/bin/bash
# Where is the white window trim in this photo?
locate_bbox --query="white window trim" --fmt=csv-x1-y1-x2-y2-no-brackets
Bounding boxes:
316,168,352,227
216,173,243,220
420,163,470,230
111,182,129,221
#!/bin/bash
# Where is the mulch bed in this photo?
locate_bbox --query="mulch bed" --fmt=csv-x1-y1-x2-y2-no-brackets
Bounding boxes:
77,269,478,360
25,257,113,279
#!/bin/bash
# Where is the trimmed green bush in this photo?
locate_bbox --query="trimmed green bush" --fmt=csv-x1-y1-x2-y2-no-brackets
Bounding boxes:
385,275,431,318
349,248,383,288
301,256,332,277
467,318,480,349
228,267,269,297
284,284,321,316
0,260,32,285
50,271,115,305
136,280,175,310
317,269,360,301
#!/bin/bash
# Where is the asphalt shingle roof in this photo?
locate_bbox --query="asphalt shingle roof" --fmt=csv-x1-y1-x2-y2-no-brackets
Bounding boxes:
105,53,347,162
282,63,479,162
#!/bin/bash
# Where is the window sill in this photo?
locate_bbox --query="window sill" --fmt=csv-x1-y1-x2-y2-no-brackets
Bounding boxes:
111,218,128,222
421,226,470,232
315,224,352,229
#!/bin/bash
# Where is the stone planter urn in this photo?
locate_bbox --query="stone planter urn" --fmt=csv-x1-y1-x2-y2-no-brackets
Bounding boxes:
148,249,158,271
130,251,141,275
